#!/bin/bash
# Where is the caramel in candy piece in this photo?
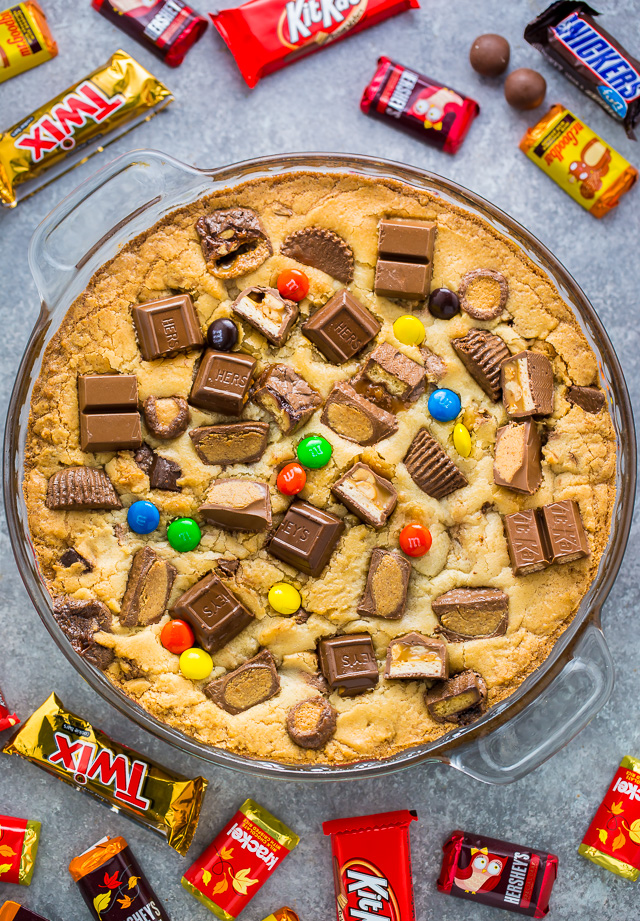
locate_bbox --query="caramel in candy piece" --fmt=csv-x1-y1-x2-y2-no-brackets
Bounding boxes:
171,572,254,653
232,286,298,346
566,385,606,414
269,500,344,577
252,363,322,434
385,632,448,680
501,349,554,418
132,295,203,361
425,669,487,723
362,342,426,403
503,509,551,575
403,429,468,499
540,499,590,564
358,549,411,619
142,396,190,439
494,420,542,494
318,634,379,696
452,328,511,401
205,650,279,714
196,208,272,278
199,478,272,531
433,587,508,641
190,350,257,416
302,289,380,364
52,597,113,670
189,421,269,465
331,462,397,529
286,696,337,749
281,227,354,284
458,268,508,320
321,381,398,446
46,467,121,510
120,546,177,627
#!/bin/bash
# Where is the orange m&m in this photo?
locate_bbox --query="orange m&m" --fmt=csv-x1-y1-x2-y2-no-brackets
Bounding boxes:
277,268,309,302
277,462,307,496
399,523,432,557
161,618,195,655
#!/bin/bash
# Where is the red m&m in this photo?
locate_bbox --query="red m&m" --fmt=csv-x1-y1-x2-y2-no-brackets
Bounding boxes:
160,619,195,655
399,523,432,557
277,462,307,496
277,268,309,302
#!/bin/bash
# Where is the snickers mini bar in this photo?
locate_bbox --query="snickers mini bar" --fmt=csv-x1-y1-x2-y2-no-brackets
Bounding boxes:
437,830,558,917
0,683,19,731
323,810,418,921
92,1,208,67
361,57,480,154
0,49,172,207
0,815,41,886
579,754,640,880
0,2,57,84
2,693,207,855
525,1,640,138
0,905,50,921
210,0,420,89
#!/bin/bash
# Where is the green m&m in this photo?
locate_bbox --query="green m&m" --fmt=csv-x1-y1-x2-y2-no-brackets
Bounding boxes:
167,517,201,552
296,434,332,469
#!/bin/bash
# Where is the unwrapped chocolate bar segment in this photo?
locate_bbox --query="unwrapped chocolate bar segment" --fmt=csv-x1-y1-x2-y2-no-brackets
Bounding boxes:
269,500,344,577
171,571,254,652
92,0,208,67
199,478,272,531
302,290,380,364
433,588,509,641
318,634,379,695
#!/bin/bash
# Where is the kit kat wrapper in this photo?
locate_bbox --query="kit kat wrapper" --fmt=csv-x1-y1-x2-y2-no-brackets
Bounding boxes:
0,815,41,885
3,693,207,855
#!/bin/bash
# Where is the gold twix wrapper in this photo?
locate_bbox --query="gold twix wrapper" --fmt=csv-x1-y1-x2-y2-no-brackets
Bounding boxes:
0,48,172,207
3,693,207,855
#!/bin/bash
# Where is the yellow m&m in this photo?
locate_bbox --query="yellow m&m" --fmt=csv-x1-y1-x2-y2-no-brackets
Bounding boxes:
268,582,301,615
179,647,213,681
393,315,425,346
453,422,472,457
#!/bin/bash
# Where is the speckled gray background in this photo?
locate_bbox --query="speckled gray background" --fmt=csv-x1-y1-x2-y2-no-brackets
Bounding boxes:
1,1,639,919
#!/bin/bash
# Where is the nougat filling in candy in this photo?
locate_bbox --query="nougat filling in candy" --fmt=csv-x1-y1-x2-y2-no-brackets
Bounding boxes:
385,633,448,679
232,286,298,346
501,350,554,417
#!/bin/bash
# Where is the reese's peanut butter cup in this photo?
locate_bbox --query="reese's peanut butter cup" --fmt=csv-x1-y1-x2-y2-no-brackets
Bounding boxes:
579,754,640,880
0,2,57,84
0,815,41,886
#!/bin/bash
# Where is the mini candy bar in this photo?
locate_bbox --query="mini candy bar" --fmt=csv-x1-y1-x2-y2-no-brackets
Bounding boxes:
321,381,398,446
493,421,543,494
0,50,172,208
2,693,207,854
358,548,411,620
261,911,299,921
452,329,511,402
78,373,142,453
0,2,56,84
200,479,272,531
525,2,640,138
501,351,554,418
120,546,177,627
133,295,203,361
540,499,590,563
190,422,270,465
323,810,417,921
579,754,640,879
302,290,380,364
384,632,448,680
520,105,637,217
318,634,379,695
425,670,487,723
190,350,257,415
375,218,436,300
269,500,345,577
92,0,208,67
331,462,397,529
362,342,425,404
433,588,509,642
205,650,280,714
0,683,19,731
232,287,299,347
281,227,354,284
0,815,40,885
182,798,299,919
171,572,254,653
252,364,322,434
69,835,170,921
211,0,419,89
361,56,479,155
438,830,558,917
403,429,468,499
0,905,50,921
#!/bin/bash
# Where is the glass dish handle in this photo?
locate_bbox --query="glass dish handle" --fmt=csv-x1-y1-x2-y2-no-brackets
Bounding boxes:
28,149,207,311
448,620,614,784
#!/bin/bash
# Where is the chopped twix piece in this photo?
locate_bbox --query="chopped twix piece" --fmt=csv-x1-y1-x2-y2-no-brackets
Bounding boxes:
385,632,448,680
171,572,254,653
358,549,411,620
189,422,269,466
375,218,436,300
540,500,590,564
403,429,468,499
142,396,190,440
318,634,379,696
52,597,113,670
425,669,487,723
120,546,177,627
331,462,397,529
493,420,542,494
132,295,204,361
46,467,121,510
321,381,398,446
286,697,337,749
503,510,551,575
362,342,426,404
452,328,511,401
190,350,257,416
269,500,344,577
281,227,354,284
199,478,272,531
205,650,280,714
252,364,322,434
232,286,299,346
302,289,380,364
432,588,509,642
196,208,272,278
501,350,554,418
566,385,606,414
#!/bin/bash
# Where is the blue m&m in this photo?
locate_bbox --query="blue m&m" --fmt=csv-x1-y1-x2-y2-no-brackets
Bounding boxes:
428,389,462,422
127,500,160,534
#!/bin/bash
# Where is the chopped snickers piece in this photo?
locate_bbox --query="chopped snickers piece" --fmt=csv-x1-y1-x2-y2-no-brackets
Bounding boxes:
196,208,272,278
52,597,114,670
420,345,448,384
46,467,122,510
252,364,322,434
205,650,280,714
362,342,426,404
503,509,551,575
493,420,542,494
142,395,190,440
566,385,606,414
119,546,177,627
268,500,344,577
375,219,436,299
199,478,272,531
432,588,509,642
318,634,379,696
190,350,257,416
78,373,141,453
60,548,93,572
302,289,380,364
452,328,511,401
286,696,337,749
321,381,398,446
134,443,155,474
540,500,590,564
385,632,448,680
501,350,554,418
189,421,270,465
171,571,254,653
331,462,397,529
357,549,411,620
458,268,508,321
425,669,488,723
281,227,354,284
232,286,299,346
403,429,468,499
132,295,204,361
149,454,182,491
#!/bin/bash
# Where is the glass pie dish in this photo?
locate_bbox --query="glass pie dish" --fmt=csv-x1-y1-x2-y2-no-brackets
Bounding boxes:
4,150,636,783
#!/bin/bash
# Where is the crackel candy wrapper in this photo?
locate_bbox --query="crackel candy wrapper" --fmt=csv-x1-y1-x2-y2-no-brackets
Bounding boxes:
2,693,207,855
0,1,57,84
0,904,50,921
0,48,172,207
182,799,299,920
322,810,418,921
0,815,41,886
579,754,640,880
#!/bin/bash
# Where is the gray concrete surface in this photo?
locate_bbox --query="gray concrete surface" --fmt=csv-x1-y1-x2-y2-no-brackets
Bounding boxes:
1,1,639,918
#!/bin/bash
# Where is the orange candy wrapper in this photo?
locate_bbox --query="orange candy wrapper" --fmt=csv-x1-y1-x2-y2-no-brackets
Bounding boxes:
0,815,41,886
262,911,300,921
0,2,57,84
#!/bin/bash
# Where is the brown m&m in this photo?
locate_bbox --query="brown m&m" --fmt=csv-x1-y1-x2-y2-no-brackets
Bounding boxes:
469,33,510,77
132,295,203,361
505,67,547,110
78,373,142,452
190,349,256,415
171,571,254,652
302,290,380,364
318,634,379,695
269,500,344,577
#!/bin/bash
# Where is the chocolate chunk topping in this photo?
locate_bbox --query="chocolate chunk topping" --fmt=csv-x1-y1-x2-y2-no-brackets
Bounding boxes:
78,373,142,453
452,328,511,401
252,364,322,434
425,669,487,723
80,412,142,454
142,396,190,440
196,208,272,278
540,500,590,564
149,454,182,491
190,350,257,416
60,548,92,572
302,289,380,364
134,443,155,474
385,632,448,680
458,269,509,320
199,478,272,531
205,650,280,714
494,420,542,494
232,286,299,347
321,381,398,446
286,696,337,749
171,571,254,654
501,350,554,418
433,588,509,642
503,509,551,575
403,429,468,499
331,462,397,529
268,500,345,577
46,467,122,510
318,634,379,696
357,549,411,620
566,385,606,414
363,342,426,403
281,227,354,284
78,374,138,412
375,261,431,300
132,295,204,361
375,219,436,300
216,557,240,577
120,546,177,627
52,597,113,670
189,422,270,466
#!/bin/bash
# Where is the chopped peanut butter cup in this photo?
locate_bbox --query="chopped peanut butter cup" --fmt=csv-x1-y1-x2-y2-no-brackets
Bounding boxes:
281,227,354,284
286,696,337,749
205,650,280,714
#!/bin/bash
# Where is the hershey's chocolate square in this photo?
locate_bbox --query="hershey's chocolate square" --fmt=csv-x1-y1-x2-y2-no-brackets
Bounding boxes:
503,509,551,576
384,632,448,680
268,500,344,577
78,374,138,412
190,349,257,416
132,295,204,361
357,548,411,619
331,462,397,529
540,500,590,564
302,289,380,364
318,634,379,696
80,411,142,453
171,571,254,653
199,478,272,531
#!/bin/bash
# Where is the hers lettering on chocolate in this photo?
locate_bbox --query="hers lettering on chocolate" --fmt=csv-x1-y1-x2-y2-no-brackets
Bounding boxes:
282,0,363,46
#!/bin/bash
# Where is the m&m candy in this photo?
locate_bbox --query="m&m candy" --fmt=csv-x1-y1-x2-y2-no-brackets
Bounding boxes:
393,315,425,346
179,647,213,681
167,517,201,552
277,462,307,496
161,619,195,655
399,523,432,557
428,388,462,422
428,288,460,320
268,582,301,615
297,434,332,469
453,422,472,457
207,317,238,351
127,500,160,535
277,268,309,302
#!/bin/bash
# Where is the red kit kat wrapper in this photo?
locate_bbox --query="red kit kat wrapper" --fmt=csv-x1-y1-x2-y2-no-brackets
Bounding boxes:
438,830,558,917
361,57,480,153
92,0,208,66
0,684,19,732
211,0,420,88
323,810,417,921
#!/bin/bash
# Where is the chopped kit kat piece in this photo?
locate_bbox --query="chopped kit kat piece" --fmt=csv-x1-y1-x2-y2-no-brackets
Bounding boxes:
268,500,344,577
79,412,142,453
286,697,337,749
199,478,272,531
119,546,177,627
132,295,203,361
321,381,398,446
52,597,113,670
375,218,436,299
493,420,542,494
149,454,182,491
252,364,322,434
190,349,257,416
318,634,379,696
362,342,426,403
540,500,590,564
458,268,508,321
385,632,448,680
425,669,487,723
432,587,509,641
375,260,431,300
501,350,554,418
78,373,141,452
142,396,190,439
46,467,121,510
452,328,511,401
171,572,254,653
205,650,280,714
503,509,551,575
566,385,606,414
302,289,380,364
189,421,270,465
78,374,138,412
232,286,298,346
331,462,397,529
281,227,354,284
403,429,468,499
196,208,272,278
357,549,411,620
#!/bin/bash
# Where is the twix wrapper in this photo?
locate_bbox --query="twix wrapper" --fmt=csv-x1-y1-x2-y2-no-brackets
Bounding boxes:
0,815,41,886
0,48,172,207
519,104,637,217
182,799,300,920
0,683,19,732
0,904,50,921
0,2,57,84
2,693,207,855
579,754,640,880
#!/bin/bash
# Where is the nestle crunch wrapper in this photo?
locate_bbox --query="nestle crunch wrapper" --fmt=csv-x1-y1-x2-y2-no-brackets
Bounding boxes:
0,2,57,84
579,755,640,880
